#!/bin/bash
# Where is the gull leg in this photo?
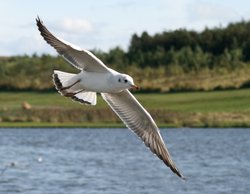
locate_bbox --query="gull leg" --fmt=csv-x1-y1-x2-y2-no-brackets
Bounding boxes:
63,89,85,97
60,79,81,91
59,79,84,97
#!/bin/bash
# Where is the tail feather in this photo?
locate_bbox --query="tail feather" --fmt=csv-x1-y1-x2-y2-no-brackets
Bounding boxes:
52,70,97,105
53,70,76,91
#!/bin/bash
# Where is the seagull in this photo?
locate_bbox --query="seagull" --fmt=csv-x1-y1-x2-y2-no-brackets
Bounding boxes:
36,17,185,179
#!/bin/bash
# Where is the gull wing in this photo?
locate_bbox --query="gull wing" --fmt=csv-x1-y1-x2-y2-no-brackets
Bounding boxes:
101,90,185,179
36,17,109,73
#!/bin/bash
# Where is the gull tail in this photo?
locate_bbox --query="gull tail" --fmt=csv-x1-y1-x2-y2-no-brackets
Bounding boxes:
52,70,97,105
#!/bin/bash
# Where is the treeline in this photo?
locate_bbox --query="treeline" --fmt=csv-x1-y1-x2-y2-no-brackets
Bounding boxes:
100,20,250,72
1,20,250,91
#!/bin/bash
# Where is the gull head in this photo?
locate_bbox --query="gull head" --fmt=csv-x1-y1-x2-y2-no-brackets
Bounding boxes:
117,74,139,90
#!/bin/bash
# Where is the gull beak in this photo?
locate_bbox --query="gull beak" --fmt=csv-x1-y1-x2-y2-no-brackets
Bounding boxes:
130,84,139,90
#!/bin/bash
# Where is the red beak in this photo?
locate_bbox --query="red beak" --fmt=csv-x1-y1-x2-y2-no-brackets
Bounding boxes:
131,84,139,90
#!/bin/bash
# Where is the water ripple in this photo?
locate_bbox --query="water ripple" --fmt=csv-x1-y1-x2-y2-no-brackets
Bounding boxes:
0,128,249,194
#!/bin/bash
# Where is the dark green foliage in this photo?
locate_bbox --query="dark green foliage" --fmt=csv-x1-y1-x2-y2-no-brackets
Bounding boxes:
1,20,250,91
0,54,77,90
127,20,250,69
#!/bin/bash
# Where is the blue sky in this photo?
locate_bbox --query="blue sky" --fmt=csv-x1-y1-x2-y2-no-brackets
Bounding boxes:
1,0,250,56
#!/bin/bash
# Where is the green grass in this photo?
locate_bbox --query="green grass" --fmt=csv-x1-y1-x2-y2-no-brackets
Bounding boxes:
1,89,250,127
133,89,250,112
2,91,115,109
1,89,250,112
0,91,107,109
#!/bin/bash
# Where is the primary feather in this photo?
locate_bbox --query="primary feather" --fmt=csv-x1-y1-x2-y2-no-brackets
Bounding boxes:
36,17,185,179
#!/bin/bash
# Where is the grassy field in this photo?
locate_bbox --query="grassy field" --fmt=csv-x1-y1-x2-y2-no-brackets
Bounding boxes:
1,89,250,128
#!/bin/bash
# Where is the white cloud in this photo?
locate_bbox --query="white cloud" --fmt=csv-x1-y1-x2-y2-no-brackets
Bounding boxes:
1,0,250,56
58,18,93,33
187,1,240,30
191,2,236,20
0,34,57,56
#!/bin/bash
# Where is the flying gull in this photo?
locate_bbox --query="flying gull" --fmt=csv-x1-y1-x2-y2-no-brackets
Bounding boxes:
36,17,185,179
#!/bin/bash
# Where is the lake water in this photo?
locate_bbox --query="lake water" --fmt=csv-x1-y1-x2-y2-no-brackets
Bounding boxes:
0,128,249,194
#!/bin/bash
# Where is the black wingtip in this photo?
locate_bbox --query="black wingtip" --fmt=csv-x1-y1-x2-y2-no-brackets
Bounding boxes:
174,168,186,180
173,166,186,180
178,172,187,180
175,168,186,180
36,16,40,24
36,16,43,28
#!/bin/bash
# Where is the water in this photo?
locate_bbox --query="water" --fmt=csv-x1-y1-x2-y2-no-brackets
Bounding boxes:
0,128,249,194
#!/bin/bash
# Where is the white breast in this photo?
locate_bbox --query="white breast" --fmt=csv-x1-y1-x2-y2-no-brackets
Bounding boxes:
77,71,120,93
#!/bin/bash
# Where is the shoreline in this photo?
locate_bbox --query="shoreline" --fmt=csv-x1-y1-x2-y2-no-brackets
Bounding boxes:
1,122,250,128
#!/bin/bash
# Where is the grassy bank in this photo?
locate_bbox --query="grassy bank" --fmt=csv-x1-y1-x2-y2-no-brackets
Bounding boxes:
1,89,250,128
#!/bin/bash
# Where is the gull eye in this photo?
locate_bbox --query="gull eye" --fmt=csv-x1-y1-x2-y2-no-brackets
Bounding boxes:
124,79,128,83
118,78,121,82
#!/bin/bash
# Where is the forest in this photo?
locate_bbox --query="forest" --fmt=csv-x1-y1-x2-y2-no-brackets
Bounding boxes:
1,20,250,92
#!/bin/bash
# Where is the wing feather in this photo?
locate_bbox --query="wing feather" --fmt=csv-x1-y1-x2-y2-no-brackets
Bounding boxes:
36,17,109,73
101,90,185,179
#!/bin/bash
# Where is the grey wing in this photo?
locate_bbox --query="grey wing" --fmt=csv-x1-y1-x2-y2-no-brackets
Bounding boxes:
101,90,185,179
36,17,109,73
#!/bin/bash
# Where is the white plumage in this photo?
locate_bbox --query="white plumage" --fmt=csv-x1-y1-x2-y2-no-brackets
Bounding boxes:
36,17,184,179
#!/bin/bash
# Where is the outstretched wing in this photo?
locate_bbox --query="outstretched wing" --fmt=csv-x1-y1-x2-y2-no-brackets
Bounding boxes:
101,90,185,179
36,17,109,73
